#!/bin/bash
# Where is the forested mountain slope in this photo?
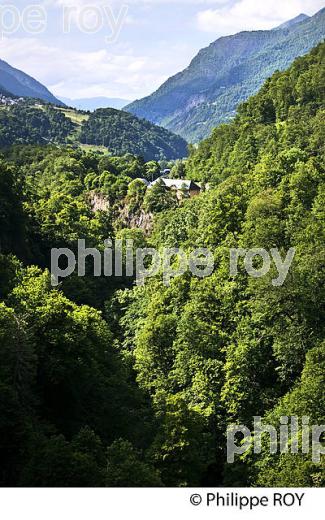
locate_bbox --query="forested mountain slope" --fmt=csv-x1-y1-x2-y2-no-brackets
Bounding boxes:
0,103,188,161
186,41,325,182
0,59,63,105
0,85,15,98
79,108,188,161
118,42,325,486
0,105,75,146
0,43,324,487
126,8,325,142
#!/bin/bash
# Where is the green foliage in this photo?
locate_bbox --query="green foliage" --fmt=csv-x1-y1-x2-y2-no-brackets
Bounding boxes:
149,394,213,486
0,159,26,256
126,179,147,214
187,43,325,183
105,439,162,486
143,180,178,214
79,108,188,161
116,43,325,486
0,102,188,162
0,104,74,146
0,43,324,487
170,159,186,179
233,343,325,487
144,160,160,181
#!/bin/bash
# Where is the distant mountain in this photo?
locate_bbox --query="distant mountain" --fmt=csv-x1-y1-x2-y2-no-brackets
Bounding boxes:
0,59,64,106
79,108,188,161
60,96,130,111
126,8,325,142
0,85,15,98
275,13,309,30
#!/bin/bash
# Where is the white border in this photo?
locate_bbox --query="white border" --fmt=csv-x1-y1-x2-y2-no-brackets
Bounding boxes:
0,488,324,520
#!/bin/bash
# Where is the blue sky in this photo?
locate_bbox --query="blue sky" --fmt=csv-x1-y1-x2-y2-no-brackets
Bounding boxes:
0,0,324,101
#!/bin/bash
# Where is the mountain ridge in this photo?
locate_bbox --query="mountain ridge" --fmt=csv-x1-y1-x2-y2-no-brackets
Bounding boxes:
126,8,325,142
0,59,64,106
0,101,188,161
275,13,310,30
79,107,188,161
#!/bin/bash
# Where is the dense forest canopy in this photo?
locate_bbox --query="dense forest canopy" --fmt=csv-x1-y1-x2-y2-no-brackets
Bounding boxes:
79,108,189,161
0,105,75,147
0,102,188,162
0,43,324,486
186,41,325,184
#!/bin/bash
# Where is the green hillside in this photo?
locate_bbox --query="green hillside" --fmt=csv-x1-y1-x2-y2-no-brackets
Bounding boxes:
0,104,75,147
126,8,325,142
79,108,188,161
0,103,188,161
0,43,324,487
119,42,325,486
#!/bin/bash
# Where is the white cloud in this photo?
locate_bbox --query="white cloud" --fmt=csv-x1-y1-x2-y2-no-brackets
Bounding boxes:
0,37,168,99
197,0,325,35
2,0,323,100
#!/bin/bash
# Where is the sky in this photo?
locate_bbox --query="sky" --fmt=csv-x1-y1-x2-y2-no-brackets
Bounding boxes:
0,0,324,101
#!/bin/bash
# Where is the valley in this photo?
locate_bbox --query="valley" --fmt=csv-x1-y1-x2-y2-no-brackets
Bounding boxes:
0,4,324,492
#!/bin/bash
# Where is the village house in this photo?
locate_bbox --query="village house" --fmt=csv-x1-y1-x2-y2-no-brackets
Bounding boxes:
148,178,201,199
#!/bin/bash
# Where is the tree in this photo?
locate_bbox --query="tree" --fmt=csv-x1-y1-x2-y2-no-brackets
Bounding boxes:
170,159,186,179
143,180,178,213
126,179,147,213
144,161,160,181
105,439,162,487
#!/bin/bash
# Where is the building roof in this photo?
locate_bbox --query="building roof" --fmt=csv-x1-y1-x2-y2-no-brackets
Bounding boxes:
149,178,200,190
